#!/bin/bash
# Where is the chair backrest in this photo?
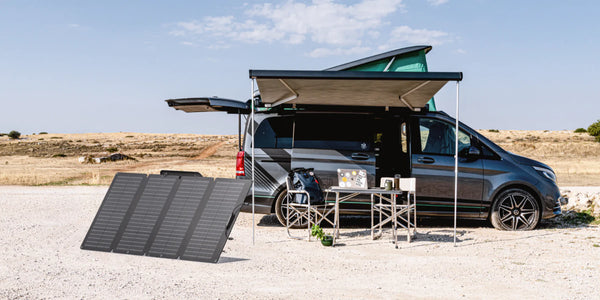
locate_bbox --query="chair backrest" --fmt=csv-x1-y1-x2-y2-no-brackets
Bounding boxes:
398,178,416,193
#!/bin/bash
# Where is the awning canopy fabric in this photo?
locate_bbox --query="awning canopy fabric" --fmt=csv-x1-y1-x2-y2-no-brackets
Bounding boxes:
249,70,462,109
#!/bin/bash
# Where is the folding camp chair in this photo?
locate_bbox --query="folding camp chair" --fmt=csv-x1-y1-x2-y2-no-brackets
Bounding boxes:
285,174,335,241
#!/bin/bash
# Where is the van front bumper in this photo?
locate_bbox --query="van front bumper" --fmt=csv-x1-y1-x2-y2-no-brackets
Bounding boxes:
551,196,568,216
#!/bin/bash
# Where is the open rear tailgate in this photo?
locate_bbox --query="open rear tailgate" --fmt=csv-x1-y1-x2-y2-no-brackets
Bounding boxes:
166,97,249,114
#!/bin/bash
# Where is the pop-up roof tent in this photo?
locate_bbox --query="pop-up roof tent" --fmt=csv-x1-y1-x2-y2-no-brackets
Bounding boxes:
248,69,463,246
326,45,437,111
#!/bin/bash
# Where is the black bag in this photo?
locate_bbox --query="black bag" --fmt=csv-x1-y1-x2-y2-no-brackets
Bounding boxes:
289,168,324,205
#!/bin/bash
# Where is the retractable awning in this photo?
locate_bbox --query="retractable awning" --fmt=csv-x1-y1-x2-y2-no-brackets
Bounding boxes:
249,70,462,110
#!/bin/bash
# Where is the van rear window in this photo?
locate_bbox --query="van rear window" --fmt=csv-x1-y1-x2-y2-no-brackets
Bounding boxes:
294,115,372,151
254,117,293,149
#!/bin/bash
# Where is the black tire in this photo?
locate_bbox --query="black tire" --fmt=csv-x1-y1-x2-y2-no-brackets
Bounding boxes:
490,188,540,230
274,190,308,229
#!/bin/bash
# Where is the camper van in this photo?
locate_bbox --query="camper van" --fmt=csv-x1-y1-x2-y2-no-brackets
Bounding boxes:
166,47,566,231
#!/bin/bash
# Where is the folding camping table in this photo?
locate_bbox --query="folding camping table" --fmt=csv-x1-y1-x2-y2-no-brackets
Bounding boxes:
324,185,417,247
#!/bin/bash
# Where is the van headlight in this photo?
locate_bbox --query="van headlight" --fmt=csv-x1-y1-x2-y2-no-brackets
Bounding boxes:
532,166,556,182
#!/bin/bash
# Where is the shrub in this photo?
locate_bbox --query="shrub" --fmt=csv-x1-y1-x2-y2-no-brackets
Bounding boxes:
588,120,600,137
52,154,67,158
8,131,21,139
574,128,587,133
106,147,118,152
488,129,499,133
39,132,48,134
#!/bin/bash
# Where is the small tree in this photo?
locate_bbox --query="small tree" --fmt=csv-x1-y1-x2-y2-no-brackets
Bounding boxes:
588,120,600,137
574,128,587,133
8,131,21,139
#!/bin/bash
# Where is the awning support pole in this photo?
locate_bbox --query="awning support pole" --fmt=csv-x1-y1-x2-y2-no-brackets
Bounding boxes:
454,81,460,247
251,78,256,245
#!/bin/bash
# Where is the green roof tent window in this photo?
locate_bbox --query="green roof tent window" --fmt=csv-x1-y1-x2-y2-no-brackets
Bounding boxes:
326,45,437,111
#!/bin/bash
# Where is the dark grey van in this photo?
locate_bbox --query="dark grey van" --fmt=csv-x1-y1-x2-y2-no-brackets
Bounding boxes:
167,98,566,231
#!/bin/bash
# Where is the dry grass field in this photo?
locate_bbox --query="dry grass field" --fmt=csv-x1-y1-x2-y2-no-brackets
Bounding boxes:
0,133,238,185
0,130,599,186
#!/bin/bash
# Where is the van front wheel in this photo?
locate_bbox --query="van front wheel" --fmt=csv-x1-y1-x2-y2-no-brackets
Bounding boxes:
490,188,540,230
274,190,309,229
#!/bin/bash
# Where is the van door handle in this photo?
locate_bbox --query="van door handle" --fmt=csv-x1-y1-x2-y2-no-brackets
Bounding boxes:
351,153,369,160
417,157,435,164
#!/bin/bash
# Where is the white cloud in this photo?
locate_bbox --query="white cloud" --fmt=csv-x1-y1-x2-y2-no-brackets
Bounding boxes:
170,0,404,51
427,0,448,6
388,25,449,46
68,23,80,28
455,48,466,54
168,0,451,57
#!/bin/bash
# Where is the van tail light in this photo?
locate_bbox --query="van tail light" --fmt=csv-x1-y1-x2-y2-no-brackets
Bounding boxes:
236,151,245,176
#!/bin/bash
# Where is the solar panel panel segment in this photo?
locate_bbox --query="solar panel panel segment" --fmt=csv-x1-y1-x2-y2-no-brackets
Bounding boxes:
80,173,147,252
113,175,178,255
146,176,212,258
180,178,251,263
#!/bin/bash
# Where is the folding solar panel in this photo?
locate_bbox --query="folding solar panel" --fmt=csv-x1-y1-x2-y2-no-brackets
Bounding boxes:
81,172,251,264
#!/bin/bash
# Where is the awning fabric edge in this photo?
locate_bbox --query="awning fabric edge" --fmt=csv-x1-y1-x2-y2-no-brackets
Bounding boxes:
249,70,463,81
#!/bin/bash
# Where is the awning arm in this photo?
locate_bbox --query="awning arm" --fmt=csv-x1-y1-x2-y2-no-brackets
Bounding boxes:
399,80,431,111
265,79,299,107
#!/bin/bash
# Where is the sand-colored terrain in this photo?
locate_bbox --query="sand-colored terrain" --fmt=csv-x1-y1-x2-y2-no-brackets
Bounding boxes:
0,186,598,299
1,130,599,186
0,133,238,185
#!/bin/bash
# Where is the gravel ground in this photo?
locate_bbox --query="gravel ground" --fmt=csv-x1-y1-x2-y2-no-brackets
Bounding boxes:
1,186,599,299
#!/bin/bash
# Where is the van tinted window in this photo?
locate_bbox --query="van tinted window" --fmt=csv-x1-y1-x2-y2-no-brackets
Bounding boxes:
254,117,293,148
294,115,372,151
416,118,471,155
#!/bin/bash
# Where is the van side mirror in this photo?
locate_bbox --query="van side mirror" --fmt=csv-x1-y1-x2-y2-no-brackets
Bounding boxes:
468,146,481,156
459,146,481,160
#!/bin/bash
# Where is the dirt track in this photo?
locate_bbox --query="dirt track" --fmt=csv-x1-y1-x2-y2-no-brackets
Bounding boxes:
1,186,599,299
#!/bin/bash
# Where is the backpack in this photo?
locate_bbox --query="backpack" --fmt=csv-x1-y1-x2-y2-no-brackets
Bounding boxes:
289,168,324,205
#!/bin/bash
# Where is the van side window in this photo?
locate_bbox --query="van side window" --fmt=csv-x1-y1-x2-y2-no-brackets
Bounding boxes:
294,115,372,151
254,117,293,148
416,118,471,155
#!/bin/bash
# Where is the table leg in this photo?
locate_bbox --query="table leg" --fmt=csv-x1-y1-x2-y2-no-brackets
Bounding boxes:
407,192,411,243
393,194,398,248
370,193,374,239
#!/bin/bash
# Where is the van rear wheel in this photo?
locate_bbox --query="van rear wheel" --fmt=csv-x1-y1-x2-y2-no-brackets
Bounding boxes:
490,188,540,230
274,190,309,229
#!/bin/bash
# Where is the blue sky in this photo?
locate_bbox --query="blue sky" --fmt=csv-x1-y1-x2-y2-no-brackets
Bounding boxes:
1,0,598,135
